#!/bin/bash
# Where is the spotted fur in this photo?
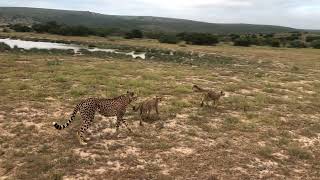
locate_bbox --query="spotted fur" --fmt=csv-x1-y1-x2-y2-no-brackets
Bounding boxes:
53,91,137,145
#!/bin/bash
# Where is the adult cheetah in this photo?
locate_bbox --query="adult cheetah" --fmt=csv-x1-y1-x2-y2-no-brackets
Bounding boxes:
53,91,137,145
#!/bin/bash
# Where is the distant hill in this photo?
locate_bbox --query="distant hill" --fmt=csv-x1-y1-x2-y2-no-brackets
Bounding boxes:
0,7,300,34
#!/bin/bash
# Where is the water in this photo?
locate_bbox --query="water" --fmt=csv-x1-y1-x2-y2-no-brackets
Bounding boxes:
0,38,82,52
0,38,146,59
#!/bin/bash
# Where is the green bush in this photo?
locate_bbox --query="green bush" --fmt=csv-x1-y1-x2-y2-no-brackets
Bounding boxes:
0,42,11,51
285,33,301,41
229,34,240,41
93,28,118,37
311,40,320,49
10,24,32,32
263,33,275,38
144,31,164,39
306,36,320,42
32,21,119,37
125,29,143,39
270,39,281,47
158,34,180,44
288,40,307,48
3,28,10,33
248,37,259,45
182,33,219,45
233,37,251,47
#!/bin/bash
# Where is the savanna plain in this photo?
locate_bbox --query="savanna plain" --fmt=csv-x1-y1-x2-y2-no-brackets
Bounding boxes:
0,32,320,179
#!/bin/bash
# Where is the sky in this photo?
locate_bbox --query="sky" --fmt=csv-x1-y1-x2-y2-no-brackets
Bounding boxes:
1,0,320,29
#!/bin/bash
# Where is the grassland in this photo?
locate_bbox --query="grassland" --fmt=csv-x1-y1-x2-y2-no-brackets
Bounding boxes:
0,33,320,179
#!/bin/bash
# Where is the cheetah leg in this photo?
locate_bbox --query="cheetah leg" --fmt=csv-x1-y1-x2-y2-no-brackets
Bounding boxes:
121,119,132,133
212,100,216,108
155,104,159,115
139,108,144,126
147,109,151,118
139,117,144,126
213,100,219,109
115,114,132,134
77,120,92,145
201,96,205,107
115,119,121,133
77,112,94,145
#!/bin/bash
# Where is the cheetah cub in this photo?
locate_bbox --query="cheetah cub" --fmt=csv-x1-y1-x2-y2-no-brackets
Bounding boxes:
133,96,162,126
193,85,225,108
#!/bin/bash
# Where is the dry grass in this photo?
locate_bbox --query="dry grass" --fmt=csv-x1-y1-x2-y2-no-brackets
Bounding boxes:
0,33,320,179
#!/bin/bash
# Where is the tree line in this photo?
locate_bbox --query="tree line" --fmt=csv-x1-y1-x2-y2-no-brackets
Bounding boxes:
7,22,320,49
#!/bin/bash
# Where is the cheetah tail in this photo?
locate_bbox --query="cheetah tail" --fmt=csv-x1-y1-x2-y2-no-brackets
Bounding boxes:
53,104,80,130
192,85,206,92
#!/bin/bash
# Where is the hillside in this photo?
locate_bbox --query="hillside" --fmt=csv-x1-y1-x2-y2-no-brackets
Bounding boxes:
0,7,298,34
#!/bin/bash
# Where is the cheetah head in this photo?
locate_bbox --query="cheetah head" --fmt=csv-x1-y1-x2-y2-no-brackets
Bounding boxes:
155,96,163,102
127,91,138,103
220,91,225,97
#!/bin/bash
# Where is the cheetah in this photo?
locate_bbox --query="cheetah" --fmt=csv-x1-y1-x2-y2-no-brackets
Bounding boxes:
53,91,137,145
193,85,225,108
133,96,162,126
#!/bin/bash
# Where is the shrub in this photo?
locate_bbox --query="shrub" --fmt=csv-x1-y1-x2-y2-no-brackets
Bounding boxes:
250,34,258,39
306,36,320,42
229,34,240,41
311,40,320,49
125,29,143,39
270,39,281,47
10,24,32,32
278,37,288,47
158,34,180,44
3,28,10,33
54,25,92,36
259,38,272,46
92,28,118,37
285,33,301,41
33,21,60,33
288,146,312,160
67,26,92,36
233,37,251,47
263,33,275,38
218,35,231,42
288,40,307,48
176,32,188,40
144,31,164,39
183,33,219,45
0,42,11,51
248,37,259,45
32,21,118,37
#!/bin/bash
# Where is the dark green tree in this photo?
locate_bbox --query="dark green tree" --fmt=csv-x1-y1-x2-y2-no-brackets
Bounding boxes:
288,40,307,48
158,34,180,44
125,29,143,39
233,37,252,47
311,40,320,49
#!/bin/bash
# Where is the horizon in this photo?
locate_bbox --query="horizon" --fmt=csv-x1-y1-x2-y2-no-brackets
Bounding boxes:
0,0,319,30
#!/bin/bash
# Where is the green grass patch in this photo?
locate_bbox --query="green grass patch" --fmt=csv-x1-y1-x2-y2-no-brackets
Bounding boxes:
257,146,273,158
288,145,312,160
